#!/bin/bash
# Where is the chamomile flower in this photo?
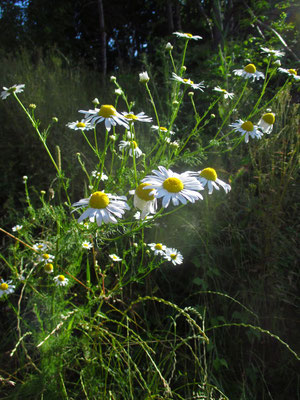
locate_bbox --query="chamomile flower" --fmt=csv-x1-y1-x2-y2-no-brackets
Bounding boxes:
173,32,202,40
189,168,231,195
142,166,203,208
134,211,153,221
109,254,122,262
163,248,183,265
72,191,130,226
119,140,143,158
139,71,150,83
54,275,69,287
233,64,265,81
148,243,167,256
260,47,284,58
82,241,93,250
1,84,25,100
33,242,48,252
0,279,15,297
171,73,205,91
230,119,263,143
151,125,175,135
278,68,300,80
79,105,129,131
37,253,55,263
44,263,54,274
257,113,275,134
213,86,234,99
129,183,157,219
66,120,94,131
91,171,108,180
12,225,23,232
122,111,152,123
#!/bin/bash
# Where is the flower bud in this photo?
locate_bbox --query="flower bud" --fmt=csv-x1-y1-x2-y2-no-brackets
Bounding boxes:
29,104,36,109
139,71,150,83
92,98,100,105
166,42,173,51
52,117,58,123
110,76,117,82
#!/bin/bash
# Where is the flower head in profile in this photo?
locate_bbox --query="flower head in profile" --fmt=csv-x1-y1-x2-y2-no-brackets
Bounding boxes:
54,275,69,287
213,86,234,99
233,64,265,81
82,241,93,250
260,47,284,58
44,263,54,274
122,111,152,123
139,71,150,83
142,166,203,208
79,105,129,131
172,73,205,91
129,183,157,219
173,32,202,40
72,191,130,226
66,120,94,131
12,225,23,232
151,125,175,135
109,254,122,262
1,84,25,100
230,119,263,143
148,242,167,256
257,113,275,134
0,279,15,297
189,168,231,195
37,253,55,263
163,248,183,265
119,140,143,158
278,68,300,80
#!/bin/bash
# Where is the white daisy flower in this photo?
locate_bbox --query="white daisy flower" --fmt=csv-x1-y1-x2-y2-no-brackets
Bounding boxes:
33,242,48,252
115,88,123,96
189,168,231,195
12,225,23,232
260,47,284,58
173,32,202,40
37,253,55,263
151,125,175,135
278,68,300,80
119,140,143,158
72,191,130,226
163,248,183,265
142,166,203,208
109,254,122,262
230,119,263,143
79,105,129,131
66,120,94,131
91,171,108,180
54,275,69,287
133,211,152,221
148,243,167,256
139,71,150,83
122,111,152,123
129,183,157,219
213,86,234,99
1,84,25,100
0,279,15,297
44,263,54,274
257,113,275,134
233,64,265,81
171,73,205,91
82,241,93,250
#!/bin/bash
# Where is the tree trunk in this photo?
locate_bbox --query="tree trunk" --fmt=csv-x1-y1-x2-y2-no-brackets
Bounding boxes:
97,0,107,76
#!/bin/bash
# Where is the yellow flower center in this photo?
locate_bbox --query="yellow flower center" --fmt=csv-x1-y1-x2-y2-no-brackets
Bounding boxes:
43,253,50,260
44,263,53,272
76,122,86,128
155,243,163,250
125,114,138,120
241,121,254,131
200,168,217,181
170,253,177,260
288,69,297,75
163,177,184,193
160,127,168,131
262,113,275,125
37,244,44,249
0,283,8,291
135,183,155,201
183,78,194,84
184,33,193,37
89,191,110,209
244,64,256,74
58,275,65,282
98,105,117,118
131,140,138,149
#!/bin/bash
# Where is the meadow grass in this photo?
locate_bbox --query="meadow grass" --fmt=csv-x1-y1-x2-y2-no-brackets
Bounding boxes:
0,37,299,399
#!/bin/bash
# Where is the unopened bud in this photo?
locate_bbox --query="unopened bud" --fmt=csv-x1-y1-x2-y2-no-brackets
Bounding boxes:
110,76,117,82
92,98,100,105
139,71,150,83
52,117,58,123
29,104,36,109
166,42,173,51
